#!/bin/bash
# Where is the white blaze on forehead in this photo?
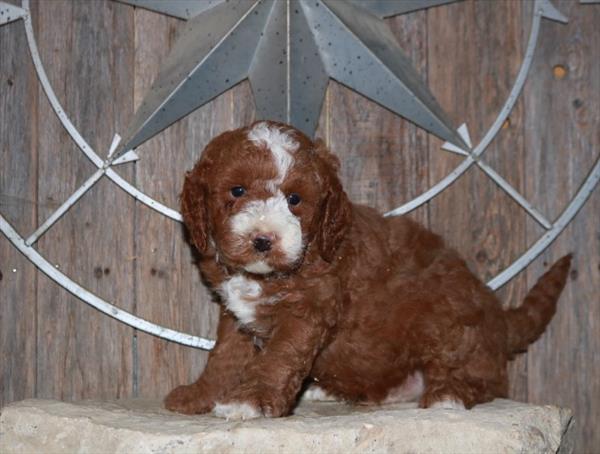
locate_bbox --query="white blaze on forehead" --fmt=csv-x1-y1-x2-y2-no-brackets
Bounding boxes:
248,122,299,186
230,193,303,272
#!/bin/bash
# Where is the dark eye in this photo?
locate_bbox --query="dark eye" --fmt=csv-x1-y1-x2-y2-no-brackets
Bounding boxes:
287,193,301,206
231,186,245,197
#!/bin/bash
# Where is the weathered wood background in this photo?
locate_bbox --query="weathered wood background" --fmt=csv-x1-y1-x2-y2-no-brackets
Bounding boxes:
1,0,598,450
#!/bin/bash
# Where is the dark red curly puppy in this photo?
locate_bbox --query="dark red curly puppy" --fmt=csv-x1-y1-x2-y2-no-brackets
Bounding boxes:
165,121,571,419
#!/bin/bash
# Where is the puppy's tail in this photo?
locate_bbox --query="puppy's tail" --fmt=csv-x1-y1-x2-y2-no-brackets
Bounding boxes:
503,254,572,354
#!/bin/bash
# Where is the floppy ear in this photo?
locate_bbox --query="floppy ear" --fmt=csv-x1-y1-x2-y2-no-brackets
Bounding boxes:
317,188,351,262
314,142,351,262
180,169,210,254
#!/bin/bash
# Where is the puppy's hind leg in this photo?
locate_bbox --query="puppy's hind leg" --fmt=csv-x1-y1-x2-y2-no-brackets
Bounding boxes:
419,367,474,410
382,371,425,404
419,356,507,410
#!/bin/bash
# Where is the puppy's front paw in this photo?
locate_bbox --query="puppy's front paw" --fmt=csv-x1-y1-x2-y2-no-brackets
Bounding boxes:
214,386,291,419
259,393,292,418
419,384,469,410
301,385,337,402
213,401,262,420
164,384,214,415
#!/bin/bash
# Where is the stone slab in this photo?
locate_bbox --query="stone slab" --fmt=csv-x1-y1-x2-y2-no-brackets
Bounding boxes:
0,399,573,454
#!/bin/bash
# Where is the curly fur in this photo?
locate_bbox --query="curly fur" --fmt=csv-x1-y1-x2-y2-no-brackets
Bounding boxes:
165,121,571,418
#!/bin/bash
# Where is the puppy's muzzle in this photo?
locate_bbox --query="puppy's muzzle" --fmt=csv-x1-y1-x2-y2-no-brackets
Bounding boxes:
253,234,273,252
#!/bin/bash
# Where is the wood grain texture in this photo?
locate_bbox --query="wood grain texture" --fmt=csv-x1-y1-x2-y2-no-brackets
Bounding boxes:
324,10,430,227
132,8,224,399
426,0,530,401
0,14,38,408
523,1,600,452
0,1,598,451
32,0,135,400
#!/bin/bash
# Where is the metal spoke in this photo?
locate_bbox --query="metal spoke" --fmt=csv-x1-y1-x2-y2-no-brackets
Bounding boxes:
21,1,182,222
25,168,105,246
488,156,600,290
1,214,216,350
24,136,132,246
440,125,552,230
2,0,595,351
385,0,565,217
476,160,552,230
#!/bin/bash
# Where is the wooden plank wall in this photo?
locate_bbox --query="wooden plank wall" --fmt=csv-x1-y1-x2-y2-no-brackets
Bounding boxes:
0,0,37,406
31,0,136,402
523,0,600,447
0,0,598,451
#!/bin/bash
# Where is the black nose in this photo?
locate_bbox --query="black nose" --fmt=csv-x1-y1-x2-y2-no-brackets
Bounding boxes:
253,235,272,252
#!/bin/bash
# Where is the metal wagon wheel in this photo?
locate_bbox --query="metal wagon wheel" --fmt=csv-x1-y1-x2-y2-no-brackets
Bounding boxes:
0,0,598,350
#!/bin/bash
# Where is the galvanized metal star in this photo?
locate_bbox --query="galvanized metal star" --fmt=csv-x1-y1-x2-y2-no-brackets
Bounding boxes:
0,1,27,26
115,0,467,157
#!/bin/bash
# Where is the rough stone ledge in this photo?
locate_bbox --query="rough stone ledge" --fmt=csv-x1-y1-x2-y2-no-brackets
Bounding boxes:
1,398,573,454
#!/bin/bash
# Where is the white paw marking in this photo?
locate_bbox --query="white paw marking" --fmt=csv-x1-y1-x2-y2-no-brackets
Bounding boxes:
213,402,262,420
430,398,466,410
302,385,337,402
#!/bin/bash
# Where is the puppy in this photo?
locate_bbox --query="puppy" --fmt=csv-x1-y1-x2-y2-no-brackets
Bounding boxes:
165,121,571,419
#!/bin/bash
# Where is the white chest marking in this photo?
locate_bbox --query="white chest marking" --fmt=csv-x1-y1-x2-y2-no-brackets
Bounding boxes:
219,275,276,325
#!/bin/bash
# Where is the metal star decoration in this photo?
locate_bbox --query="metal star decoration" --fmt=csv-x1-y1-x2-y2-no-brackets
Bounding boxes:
114,0,467,157
0,1,27,26
3,0,600,352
